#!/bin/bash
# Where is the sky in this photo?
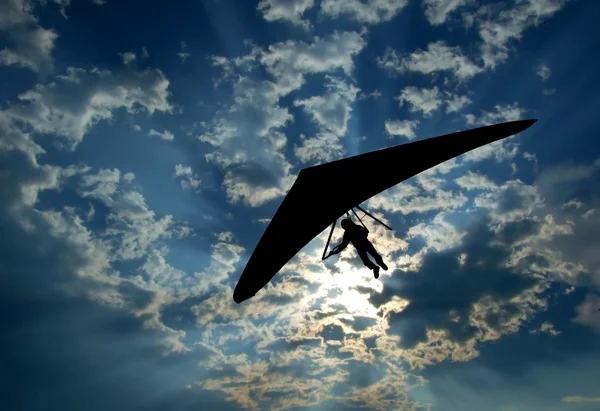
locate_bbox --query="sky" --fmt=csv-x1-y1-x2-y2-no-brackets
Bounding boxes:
1,0,600,410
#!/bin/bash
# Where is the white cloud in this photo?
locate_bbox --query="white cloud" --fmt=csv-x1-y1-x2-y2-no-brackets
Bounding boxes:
455,171,498,191
294,131,345,164
0,0,58,74
257,0,315,29
408,212,465,252
293,76,359,163
378,41,482,81
199,77,295,206
259,31,367,97
535,62,551,81
149,129,175,142
369,183,467,215
384,119,419,140
475,0,568,69
359,89,382,100
464,102,527,127
445,93,472,113
473,179,542,223
423,0,470,25
6,66,172,150
396,86,442,117
320,0,409,24
543,88,556,95
294,76,359,137
79,168,187,261
529,321,561,336
461,103,526,163
119,51,136,65
79,168,121,205
202,32,366,206
573,294,600,332
174,164,201,192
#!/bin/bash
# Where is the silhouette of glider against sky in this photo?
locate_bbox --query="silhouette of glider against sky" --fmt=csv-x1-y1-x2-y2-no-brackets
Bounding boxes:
233,119,537,304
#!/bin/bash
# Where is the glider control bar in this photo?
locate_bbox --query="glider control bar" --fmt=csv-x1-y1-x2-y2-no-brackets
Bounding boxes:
351,208,368,231
356,205,392,231
321,219,337,260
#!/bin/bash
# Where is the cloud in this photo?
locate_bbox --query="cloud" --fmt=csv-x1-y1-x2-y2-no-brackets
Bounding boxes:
0,0,58,74
535,62,551,81
79,168,188,261
384,119,419,140
178,41,191,62
149,129,175,142
202,31,366,206
529,321,561,336
474,0,568,69
455,171,498,191
359,89,382,100
573,294,600,332
562,396,600,404
461,103,526,163
378,41,482,81
259,31,367,96
0,122,200,359
257,0,315,29
294,77,359,137
396,86,442,117
119,51,137,65
445,93,472,113
370,219,548,367
543,88,556,95
6,66,172,150
174,164,201,192
199,77,294,206
464,102,527,127
423,0,471,25
473,179,542,223
320,0,409,24
368,183,467,215
293,76,359,163
408,212,465,252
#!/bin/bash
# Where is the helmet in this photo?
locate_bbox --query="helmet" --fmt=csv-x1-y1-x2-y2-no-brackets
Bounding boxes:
341,219,352,229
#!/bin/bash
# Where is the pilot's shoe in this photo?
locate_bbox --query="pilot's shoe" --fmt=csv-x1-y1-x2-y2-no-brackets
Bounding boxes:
373,266,380,279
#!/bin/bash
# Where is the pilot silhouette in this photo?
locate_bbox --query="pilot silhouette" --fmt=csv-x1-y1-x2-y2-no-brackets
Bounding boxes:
328,218,388,278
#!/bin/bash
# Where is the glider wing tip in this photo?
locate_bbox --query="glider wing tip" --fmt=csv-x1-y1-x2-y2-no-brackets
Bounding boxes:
233,288,254,304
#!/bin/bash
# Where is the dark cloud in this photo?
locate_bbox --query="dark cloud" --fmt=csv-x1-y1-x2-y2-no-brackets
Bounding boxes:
320,323,345,342
496,218,540,245
370,219,540,348
264,337,322,352
0,139,232,410
339,315,377,332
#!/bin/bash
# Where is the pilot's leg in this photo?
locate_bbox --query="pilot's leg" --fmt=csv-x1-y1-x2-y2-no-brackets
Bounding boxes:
356,248,377,270
365,242,388,271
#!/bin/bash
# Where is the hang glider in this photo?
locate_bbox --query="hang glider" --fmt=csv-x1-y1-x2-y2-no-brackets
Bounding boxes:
233,119,537,304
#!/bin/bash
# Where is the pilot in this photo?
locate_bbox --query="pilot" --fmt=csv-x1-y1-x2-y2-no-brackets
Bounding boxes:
328,218,388,278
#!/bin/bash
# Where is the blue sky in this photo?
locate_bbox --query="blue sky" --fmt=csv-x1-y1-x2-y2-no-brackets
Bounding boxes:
2,0,600,410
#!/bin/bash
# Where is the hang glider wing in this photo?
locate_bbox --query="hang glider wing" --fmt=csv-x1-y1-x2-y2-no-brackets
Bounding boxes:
233,119,537,303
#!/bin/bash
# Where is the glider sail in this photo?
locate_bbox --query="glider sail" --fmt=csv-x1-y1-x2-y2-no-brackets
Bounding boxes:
233,119,537,303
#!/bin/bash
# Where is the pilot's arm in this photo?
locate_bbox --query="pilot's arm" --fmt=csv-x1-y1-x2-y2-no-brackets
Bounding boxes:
329,234,349,256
